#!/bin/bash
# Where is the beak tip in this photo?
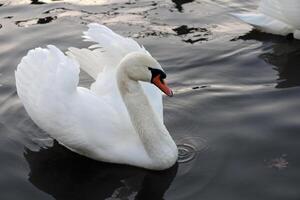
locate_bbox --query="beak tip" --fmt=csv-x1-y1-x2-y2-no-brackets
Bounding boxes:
168,90,173,97
152,75,173,97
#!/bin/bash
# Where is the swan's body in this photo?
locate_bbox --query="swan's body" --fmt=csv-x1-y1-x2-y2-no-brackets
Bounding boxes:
15,23,178,170
233,0,300,39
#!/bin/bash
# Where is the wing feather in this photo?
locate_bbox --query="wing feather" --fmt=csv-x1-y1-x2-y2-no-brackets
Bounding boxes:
232,0,300,37
67,23,149,79
67,23,163,118
15,45,150,165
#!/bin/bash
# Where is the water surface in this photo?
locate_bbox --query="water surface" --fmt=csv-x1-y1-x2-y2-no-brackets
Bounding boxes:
1,0,300,199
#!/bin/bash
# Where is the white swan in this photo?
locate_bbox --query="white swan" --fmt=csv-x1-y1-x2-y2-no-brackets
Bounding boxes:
233,0,300,39
15,23,178,170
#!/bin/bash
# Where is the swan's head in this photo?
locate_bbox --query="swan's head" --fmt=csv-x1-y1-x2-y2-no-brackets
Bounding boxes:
121,52,173,97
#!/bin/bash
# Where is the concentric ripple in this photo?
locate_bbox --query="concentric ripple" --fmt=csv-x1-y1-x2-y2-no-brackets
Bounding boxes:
177,143,197,163
176,137,208,163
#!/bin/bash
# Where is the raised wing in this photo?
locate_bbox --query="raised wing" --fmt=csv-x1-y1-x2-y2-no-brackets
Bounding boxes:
67,23,163,118
67,23,149,80
15,45,128,152
16,45,80,112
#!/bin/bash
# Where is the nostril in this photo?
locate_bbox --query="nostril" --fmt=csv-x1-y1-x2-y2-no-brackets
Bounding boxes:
160,77,164,83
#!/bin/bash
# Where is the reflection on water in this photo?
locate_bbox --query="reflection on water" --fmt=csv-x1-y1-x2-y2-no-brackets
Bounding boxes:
16,16,57,27
171,0,194,12
2,0,128,5
172,25,212,44
237,30,300,88
25,141,178,200
31,0,46,4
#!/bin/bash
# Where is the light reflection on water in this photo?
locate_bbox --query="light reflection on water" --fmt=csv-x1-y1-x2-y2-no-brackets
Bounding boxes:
1,0,300,199
1,0,129,5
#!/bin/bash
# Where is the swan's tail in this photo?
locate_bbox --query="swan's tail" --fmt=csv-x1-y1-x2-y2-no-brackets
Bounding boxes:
232,0,300,37
15,45,79,116
232,13,293,36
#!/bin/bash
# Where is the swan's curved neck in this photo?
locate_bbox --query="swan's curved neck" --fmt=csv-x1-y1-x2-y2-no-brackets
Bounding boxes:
116,63,177,169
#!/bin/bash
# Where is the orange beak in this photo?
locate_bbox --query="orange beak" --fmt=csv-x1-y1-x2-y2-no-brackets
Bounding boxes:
151,75,173,97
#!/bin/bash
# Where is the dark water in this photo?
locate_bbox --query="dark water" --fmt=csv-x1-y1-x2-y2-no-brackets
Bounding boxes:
1,0,300,199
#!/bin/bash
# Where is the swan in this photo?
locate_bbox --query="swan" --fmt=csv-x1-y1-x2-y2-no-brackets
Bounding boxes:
232,0,300,39
15,23,178,170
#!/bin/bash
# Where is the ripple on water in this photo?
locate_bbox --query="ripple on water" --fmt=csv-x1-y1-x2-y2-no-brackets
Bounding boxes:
176,136,208,163
177,143,196,163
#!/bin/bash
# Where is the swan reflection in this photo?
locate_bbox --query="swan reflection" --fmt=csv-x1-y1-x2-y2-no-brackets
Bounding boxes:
24,141,177,200
237,30,300,88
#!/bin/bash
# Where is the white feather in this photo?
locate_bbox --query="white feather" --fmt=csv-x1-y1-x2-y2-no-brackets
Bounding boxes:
232,0,300,39
16,45,150,166
15,24,174,170
67,23,163,118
